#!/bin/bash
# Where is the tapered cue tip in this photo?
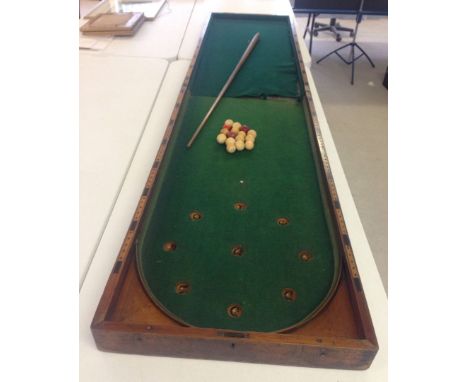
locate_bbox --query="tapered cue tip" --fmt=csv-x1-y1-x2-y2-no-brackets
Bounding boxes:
186,32,260,149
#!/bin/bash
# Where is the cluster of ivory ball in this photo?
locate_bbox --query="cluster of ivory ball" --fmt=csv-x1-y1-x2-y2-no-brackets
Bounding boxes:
216,119,257,154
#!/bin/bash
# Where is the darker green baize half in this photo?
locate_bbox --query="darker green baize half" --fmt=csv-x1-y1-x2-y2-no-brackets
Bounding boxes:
136,14,340,332
190,14,301,98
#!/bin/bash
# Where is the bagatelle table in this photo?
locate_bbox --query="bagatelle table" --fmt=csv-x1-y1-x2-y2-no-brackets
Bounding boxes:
91,13,378,369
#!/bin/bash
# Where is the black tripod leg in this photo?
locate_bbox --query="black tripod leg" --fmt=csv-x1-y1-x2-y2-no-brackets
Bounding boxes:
355,43,376,67
303,13,311,39
317,43,352,64
316,49,335,64
351,44,355,85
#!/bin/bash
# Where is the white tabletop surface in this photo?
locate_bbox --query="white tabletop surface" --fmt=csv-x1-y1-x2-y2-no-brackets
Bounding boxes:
79,52,168,286
79,0,311,65
104,0,196,60
79,1,387,380
80,0,196,60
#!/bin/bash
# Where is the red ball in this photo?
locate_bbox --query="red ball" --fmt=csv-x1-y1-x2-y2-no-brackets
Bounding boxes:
224,124,232,131
240,125,250,133
227,131,237,138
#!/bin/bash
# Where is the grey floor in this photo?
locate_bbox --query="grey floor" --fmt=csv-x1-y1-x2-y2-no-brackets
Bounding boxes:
295,14,388,292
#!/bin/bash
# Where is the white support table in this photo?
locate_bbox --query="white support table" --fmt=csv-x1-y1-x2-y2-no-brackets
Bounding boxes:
79,52,168,286
79,1,387,380
80,60,192,381
104,0,196,61
80,0,196,61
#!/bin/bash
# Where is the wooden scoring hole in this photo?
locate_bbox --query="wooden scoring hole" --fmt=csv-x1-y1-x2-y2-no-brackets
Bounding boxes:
189,211,203,221
234,202,247,211
175,282,191,295
277,217,289,226
298,250,313,262
163,241,177,252
231,245,244,257
227,304,243,318
282,288,297,301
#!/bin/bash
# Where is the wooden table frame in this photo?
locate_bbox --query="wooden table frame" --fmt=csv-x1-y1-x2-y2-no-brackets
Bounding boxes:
91,13,378,370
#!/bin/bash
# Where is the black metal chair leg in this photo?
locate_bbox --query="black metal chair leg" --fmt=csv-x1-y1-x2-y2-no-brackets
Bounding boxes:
309,13,316,54
336,26,354,34
314,26,332,32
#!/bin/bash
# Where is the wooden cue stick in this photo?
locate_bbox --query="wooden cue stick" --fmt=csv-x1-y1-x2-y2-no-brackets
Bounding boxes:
186,32,261,148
